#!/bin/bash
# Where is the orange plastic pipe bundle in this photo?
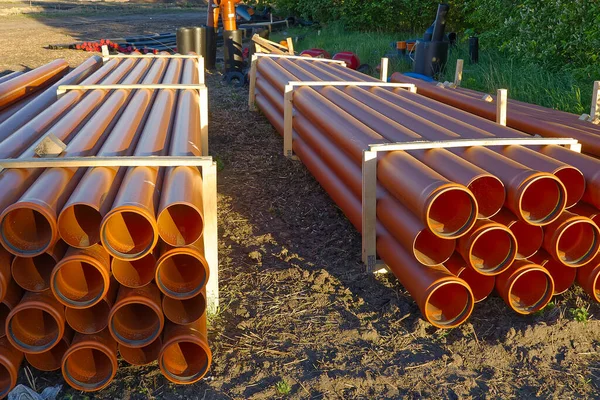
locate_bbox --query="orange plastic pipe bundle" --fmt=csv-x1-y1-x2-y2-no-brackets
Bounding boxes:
253,56,600,325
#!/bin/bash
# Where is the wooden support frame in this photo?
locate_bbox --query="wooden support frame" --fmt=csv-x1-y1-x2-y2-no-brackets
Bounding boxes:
454,59,464,87
589,81,600,124
380,57,389,82
0,155,220,311
282,81,417,158
361,137,582,273
496,89,508,126
247,53,348,111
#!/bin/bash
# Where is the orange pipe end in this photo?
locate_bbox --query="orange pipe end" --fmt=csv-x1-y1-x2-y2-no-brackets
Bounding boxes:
108,284,164,348
58,203,103,248
11,240,67,292
576,256,600,302
491,208,543,260
0,280,22,338
62,329,118,392
157,201,204,248
553,166,586,209
543,211,600,267
25,328,73,371
111,253,157,288
50,245,111,308
396,41,407,50
512,172,567,226
530,250,576,295
158,318,212,384
162,291,206,325
119,337,162,366
65,279,118,334
155,247,209,299
457,219,517,275
496,260,554,314
100,206,158,261
424,184,478,239
0,337,23,398
444,253,495,302
0,202,57,257
5,291,65,353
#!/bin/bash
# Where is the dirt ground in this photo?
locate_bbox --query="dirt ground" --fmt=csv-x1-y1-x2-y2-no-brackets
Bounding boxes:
1,8,599,400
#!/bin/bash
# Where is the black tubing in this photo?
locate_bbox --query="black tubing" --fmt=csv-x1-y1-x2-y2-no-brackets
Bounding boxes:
223,29,244,72
176,27,193,55
469,36,479,64
205,28,218,70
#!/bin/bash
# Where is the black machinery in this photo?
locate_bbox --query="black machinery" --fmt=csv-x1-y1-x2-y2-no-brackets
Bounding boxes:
413,3,450,78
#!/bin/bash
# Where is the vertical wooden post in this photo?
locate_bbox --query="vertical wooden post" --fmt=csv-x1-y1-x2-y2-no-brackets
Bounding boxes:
496,89,507,126
361,150,378,271
380,57,389,82
286,37,294,55
101,45,109,63
454,59,464,87
203,162,219,312
248,54,258,111
197,55,205,85
199,85,209,156
283,84,294,158
590,81,600,123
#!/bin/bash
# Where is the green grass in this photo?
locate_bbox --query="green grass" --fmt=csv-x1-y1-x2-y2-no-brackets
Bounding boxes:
275,379,292,396
273,23,593,115
570,306,589,323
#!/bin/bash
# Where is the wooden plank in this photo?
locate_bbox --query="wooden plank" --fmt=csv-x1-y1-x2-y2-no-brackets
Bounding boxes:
361,150,378,271
199,85,209,156
368,137,579,152
496,89,507,126
248,54,258,111
197,55,205,85
57,83,206,96
454,59,464,87
251,34,285,54
283,85,294,157
590,81,600,123
286,37,294,55
380,57,389,82
482,94,493,102
107,54,203,59
254,53,347,65
203,162,219,312
288,81,416,89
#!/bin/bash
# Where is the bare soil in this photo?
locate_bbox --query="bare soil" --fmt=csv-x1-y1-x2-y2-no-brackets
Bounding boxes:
1,10,599,400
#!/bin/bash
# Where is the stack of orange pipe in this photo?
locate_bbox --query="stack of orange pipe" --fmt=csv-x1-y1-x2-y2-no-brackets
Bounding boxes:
0,54,212,396
253,57,600,327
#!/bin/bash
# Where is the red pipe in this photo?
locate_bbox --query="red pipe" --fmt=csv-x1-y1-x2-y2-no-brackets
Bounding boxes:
456,219,517,275
65,278,119,334
5,290,65,353
108,283,164,347
50,245,111,308
0,337,23,398
155,242,209,299
111,253,157,288
444,253,495,302
529,250,576,295
61,329,118,392
491,208,543,260
576,255,600,302
162,290,206,325
158,315,212,384
542,210,600,267
495,260,554,314
25,327,73,371
570,202,600,226
11,240,67,292
119,337,162,366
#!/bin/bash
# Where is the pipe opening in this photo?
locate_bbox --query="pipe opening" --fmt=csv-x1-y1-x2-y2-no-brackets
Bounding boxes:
8,308,59,351
0,364,11,397
111,303,161,346
156,254,207,298
555,168,586,209
428,189,476,238
413,230,455,266
112,254,156,288
545,260,576,295
26,339,69,371
425,282,473,328
160,341,210,383
1,208,52,255
102,211,155,258
520,177,565,225
556,221,599,266
65,301,110,334
468,176,505,219
58,205,102,248
157,204,203,247
119,338,161,366
470,228,516,274
0,304,10,337
509,222,543,260
12,254,56,292
162,294,206,325
53,261,105,307
64,348,114,390
509,269,553,313
457,268,495,303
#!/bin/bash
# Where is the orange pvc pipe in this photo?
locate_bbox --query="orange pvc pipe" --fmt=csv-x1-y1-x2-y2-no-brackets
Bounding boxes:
576,255,600,302
5,290,65,353
58,56,170,249
570,202,600,226
65,278,118,334
158,315,212,384
0,337,23,398
0,249,12,304
457,219,517,276
119,337,162,366
108,283,164,347
0,57,152,257
542,210,600,267
491,208,543,260
496,260,554,314
529,250,576,295
155,242,209,299
61,328,118,392
162,290,206,325
0,280,22,338
0,59,68,110
111,253,157,288
11,240,67,292
0,56,102,142
25,327,73,371
444,253,495,302
100,58,186,260
50,245,111,308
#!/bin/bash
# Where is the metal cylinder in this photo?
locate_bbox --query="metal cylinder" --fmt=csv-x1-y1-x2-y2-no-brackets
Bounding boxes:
223,29,244,72
191,26,207,57
176,27,193,55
